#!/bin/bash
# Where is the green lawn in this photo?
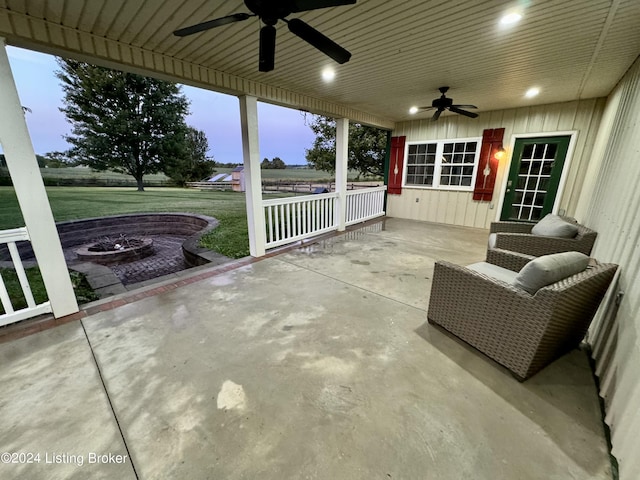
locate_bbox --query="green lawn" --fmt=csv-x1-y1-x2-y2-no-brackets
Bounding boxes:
0,268,97,315
0,187,259,258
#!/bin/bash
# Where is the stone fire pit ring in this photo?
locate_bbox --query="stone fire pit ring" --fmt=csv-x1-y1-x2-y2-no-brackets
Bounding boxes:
75,237,155,265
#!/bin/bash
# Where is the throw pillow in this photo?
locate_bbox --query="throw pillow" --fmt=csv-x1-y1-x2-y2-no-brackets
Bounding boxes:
531,214,579,238
513,251,590,294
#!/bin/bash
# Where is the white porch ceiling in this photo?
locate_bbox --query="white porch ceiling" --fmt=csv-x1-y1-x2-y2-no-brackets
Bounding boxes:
1,0,639,128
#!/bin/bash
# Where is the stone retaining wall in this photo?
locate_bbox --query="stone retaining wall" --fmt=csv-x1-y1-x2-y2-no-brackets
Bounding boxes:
1,213,220,267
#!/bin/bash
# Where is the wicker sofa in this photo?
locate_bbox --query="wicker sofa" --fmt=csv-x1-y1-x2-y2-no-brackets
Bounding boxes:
427,250,617,380
489,219,597,257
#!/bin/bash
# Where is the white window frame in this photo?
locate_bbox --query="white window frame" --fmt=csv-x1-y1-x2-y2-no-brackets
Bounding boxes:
402,137,482,191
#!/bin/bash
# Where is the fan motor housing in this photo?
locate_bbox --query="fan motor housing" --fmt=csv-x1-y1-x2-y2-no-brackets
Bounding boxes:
245,0,292,22
432,97,453,108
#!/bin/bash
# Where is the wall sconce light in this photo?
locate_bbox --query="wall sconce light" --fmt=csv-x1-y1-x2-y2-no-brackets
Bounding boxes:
494,147,506,160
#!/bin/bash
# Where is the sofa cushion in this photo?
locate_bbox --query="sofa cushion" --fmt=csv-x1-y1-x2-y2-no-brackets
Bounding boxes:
467,261,519,285
531,214,579,238
488,233,497,249
513,252,590,294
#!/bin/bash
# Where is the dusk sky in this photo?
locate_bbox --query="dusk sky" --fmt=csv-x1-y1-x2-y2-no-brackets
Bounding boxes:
4,46,316,165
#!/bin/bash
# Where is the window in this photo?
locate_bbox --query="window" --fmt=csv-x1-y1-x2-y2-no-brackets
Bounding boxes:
404,138,481,190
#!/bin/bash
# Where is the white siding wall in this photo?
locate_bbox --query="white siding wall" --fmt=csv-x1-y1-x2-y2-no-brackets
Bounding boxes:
579,56,640,480
388,99,606,228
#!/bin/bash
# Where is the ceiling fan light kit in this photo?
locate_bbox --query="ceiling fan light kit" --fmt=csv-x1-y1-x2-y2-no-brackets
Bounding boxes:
174,0,356,72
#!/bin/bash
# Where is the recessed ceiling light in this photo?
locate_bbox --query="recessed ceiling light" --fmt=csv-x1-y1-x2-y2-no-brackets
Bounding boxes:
321,68,335,82
409,106,419,114
525,87,540,98
500,12,522,25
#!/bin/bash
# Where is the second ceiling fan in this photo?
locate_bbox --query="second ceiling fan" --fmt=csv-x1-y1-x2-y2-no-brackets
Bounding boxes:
416,87,479,121
174,0,356,72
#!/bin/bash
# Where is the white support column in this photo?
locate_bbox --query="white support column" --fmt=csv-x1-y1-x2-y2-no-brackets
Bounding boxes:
0,40,78,317
239,95,266,257
335,117,349,231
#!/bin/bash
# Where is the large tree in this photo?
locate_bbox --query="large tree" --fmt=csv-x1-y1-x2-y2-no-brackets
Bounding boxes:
56,59,190,191
305,115,388,177
164,127,216,186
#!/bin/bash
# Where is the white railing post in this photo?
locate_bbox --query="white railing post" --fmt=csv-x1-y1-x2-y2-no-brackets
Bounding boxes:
335,118,349,231
0,40,78,318
239,95,266,257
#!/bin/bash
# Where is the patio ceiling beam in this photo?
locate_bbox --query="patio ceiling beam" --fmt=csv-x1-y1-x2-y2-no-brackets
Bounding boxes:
0,38,78,318
0,10,394,130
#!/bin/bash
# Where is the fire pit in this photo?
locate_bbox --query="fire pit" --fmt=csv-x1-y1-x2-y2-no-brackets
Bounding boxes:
75,236,154,265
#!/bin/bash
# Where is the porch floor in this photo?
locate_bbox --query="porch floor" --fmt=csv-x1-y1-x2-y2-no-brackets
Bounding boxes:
0,218,612,479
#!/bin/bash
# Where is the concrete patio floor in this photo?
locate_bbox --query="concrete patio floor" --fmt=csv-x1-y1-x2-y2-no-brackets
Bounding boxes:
0,218,612,479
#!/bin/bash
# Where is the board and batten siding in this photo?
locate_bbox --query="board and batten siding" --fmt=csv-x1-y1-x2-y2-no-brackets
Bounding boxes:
576,56,640,480
388,98,606,229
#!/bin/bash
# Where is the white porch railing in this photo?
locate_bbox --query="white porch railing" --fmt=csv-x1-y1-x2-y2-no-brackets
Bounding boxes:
263,186,387,250
0,227,52,326
264,192,338,248
346,186,387,226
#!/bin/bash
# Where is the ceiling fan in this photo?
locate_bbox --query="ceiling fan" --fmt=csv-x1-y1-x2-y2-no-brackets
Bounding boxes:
174,0,356,72
416,87,479,121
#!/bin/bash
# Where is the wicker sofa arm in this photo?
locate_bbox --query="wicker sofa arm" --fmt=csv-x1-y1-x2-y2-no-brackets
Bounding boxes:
490,221,534,234
494,233,594,256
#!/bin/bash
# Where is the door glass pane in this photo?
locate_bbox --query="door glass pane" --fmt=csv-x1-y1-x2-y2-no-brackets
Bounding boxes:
522,144,534,159
531,207,543,221
519,161,531,175
534,193,545,206
533,144,545,159
517,176,527,189
524,192,534,204
530,161,542,175
538,177,550,191
514,191,523,204
545,143,557,159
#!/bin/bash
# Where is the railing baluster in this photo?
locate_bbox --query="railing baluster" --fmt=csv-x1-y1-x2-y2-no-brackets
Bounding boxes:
267,206,274,244
0,272,14,315
279,204,286,240
285,203,291,240
8,242,36,308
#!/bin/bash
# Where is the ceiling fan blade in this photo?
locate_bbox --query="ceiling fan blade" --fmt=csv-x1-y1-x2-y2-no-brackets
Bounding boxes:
259,25,276,72
174,13,252,37
432,109,442,121
449,106,479,118
452,104,478,109
289,0,357,13
418,106,434,110
287,18,351,64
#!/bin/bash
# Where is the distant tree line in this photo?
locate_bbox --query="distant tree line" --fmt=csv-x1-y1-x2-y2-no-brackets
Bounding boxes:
0,152,70,169
261,157,286,169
